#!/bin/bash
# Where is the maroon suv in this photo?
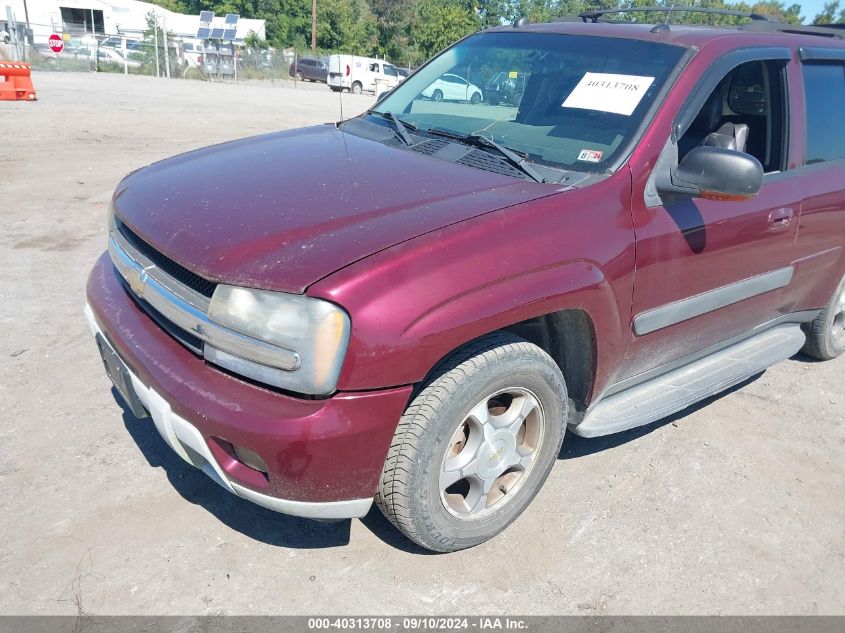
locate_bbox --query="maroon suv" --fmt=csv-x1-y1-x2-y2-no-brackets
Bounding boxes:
86,11,845,552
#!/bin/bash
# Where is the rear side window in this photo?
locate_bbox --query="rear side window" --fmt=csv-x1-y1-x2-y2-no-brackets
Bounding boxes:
802,62,845,165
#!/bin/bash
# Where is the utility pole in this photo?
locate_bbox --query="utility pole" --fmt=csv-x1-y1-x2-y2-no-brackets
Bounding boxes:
311,0,316,52
22,0,31,46
153,12,160,77
162,14,171,78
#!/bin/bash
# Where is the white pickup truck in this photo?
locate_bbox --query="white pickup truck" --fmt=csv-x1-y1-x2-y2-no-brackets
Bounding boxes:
327,55,403,95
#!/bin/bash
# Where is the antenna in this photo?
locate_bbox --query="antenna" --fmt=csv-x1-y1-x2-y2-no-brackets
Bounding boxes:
664,0,677,24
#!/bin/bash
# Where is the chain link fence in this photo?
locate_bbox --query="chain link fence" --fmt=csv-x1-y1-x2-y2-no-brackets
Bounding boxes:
2,21,299,82
2,21,415,88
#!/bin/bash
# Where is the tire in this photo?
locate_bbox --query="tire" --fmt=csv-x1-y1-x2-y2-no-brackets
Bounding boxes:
470,92,482,105
432,89,443,102
351,81,363,95
295,70,304,81
376,332,568,552
801,273,845,360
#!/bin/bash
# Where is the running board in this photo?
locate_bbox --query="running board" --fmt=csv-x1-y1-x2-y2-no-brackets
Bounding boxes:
571,324,806,438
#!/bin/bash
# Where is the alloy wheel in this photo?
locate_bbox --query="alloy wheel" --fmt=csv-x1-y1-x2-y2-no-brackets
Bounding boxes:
833,283,845,346
439,387,545,519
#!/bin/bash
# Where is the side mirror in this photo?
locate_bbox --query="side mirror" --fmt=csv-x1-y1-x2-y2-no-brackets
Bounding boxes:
658,146,763,201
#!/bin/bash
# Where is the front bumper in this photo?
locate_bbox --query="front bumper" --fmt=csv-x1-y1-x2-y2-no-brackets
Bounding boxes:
86,253,412,519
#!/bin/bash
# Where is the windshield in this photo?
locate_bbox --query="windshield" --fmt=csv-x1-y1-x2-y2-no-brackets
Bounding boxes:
373,31,686,172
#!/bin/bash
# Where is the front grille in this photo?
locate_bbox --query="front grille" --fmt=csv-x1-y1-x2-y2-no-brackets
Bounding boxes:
116,219,218,298
117,273,204,355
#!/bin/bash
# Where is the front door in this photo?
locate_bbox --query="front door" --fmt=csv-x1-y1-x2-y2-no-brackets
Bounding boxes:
621,54,802,380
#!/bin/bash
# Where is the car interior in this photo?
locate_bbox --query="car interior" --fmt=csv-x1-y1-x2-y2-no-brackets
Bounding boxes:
678,60,787,173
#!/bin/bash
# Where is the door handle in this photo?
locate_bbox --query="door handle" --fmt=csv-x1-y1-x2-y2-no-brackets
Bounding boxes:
768,207,794,230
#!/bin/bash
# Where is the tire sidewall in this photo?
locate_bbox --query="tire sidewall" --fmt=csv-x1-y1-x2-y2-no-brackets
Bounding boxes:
409,353,567,551
823,274,845,356
432,89,443,102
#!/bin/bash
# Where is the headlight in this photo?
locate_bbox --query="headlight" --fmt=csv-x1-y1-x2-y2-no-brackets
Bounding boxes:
206,285,351,395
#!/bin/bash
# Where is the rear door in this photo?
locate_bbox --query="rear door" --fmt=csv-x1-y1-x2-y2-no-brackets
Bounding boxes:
791,48,845,310
622,49,803,379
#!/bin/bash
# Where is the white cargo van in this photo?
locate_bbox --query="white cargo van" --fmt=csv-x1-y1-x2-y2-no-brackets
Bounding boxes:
327,55,403,94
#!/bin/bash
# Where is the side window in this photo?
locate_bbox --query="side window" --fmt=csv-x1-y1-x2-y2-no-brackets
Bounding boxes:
679,59,788,174
802,62,845,165
369,62,379,72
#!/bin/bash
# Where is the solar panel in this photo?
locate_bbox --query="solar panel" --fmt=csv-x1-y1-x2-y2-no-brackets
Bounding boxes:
196,27,210,39
222,29,237,41
224,13,239,25
210,28,224,39
199,11,213,23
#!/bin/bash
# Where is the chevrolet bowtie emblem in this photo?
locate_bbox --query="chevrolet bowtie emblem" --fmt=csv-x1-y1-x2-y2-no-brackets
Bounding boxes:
126,266,151,298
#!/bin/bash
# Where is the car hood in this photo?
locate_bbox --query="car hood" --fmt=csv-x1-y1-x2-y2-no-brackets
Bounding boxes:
114,124,561,294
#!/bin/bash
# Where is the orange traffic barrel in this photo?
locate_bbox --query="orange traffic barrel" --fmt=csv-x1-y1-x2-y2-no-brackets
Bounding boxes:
0,61,37,101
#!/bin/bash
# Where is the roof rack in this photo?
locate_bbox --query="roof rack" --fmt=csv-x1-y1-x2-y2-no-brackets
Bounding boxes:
567,6,845,39
575,7,778,23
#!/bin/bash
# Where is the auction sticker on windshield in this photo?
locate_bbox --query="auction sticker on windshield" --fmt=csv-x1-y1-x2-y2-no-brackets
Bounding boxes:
577,149,604,163
562,72,655,116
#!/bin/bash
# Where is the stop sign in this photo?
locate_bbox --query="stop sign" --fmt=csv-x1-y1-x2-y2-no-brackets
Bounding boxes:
48,34,64,54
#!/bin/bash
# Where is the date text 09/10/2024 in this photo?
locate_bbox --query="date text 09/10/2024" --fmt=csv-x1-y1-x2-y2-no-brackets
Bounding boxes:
307,618,528,631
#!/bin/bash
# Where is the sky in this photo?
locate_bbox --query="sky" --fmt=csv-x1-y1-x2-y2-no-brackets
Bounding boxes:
796,0,834,22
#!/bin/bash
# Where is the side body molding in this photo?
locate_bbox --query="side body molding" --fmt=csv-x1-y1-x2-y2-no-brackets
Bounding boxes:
634,266,795,335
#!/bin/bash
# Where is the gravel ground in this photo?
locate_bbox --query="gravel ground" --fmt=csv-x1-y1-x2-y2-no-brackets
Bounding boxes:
1,71,843,616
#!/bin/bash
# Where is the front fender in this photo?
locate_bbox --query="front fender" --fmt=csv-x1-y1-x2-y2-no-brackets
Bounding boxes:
309,174,636,395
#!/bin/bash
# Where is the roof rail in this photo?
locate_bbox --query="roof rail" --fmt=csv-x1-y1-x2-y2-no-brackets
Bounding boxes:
740,21,845,38
575,7,778,23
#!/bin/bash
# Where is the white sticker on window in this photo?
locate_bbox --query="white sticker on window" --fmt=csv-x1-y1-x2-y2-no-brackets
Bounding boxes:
562,72,655,116
577,149,603,163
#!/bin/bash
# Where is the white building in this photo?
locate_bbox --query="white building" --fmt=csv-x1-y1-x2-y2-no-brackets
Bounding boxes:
4,0,266,44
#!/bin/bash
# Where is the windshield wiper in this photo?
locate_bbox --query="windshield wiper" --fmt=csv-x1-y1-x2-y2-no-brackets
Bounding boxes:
426,128,547,183
367,110,416,146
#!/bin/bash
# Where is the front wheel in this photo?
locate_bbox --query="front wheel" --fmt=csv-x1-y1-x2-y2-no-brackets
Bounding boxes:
432,89,443,102
376,332,568,552
295,70,304,81
802,273,845,360
470,92,482,105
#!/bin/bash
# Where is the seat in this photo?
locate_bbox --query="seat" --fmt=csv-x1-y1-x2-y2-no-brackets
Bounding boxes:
516,72,580,126
679,90,749,156
704,121,749,153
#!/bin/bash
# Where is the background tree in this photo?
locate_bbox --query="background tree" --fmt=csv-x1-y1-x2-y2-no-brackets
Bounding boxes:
413,0,480,60
148,0,822,63
813,0,845,23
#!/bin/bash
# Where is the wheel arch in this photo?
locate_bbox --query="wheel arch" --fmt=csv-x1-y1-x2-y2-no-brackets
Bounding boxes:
502,308,597,410
414,307,598,413
322,256,622,404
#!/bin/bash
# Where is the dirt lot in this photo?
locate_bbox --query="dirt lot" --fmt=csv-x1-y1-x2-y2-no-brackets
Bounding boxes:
1,71,843,616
